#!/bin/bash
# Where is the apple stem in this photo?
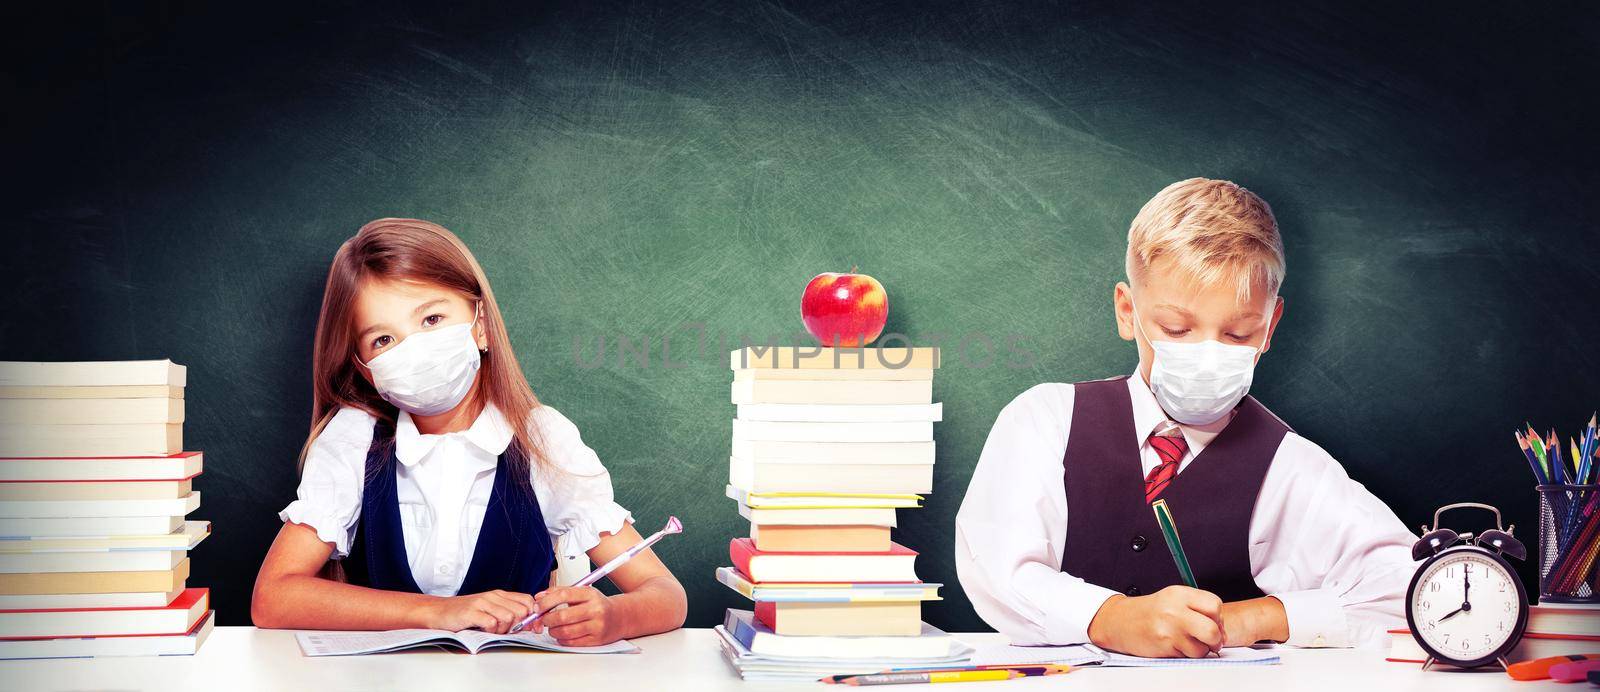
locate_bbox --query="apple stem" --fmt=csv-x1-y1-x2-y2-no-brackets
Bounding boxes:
850,264,858,274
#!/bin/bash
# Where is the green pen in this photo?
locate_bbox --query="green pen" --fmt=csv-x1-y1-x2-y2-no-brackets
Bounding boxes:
1151,499,1197,588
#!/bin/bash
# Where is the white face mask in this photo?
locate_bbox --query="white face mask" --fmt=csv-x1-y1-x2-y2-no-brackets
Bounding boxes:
359,306,483,417
1133,302,1269,426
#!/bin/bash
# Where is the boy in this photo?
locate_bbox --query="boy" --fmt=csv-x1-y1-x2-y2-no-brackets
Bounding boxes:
954,178,1416,657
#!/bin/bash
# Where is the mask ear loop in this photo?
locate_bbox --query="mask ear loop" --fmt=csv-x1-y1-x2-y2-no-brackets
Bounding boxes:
473,301,488,354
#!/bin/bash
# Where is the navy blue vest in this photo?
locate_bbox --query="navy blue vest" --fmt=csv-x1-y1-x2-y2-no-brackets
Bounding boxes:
1060,376,1290,602
343,420,555,595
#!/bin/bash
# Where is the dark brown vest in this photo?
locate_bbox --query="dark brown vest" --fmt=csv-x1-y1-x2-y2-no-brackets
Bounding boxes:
1059,376,1289,601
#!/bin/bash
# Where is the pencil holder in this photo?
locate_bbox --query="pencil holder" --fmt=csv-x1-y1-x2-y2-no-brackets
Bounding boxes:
1538,484,1600,603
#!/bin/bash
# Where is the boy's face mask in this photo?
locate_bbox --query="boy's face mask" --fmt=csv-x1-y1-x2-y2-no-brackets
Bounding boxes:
358,305,483,417
1132,302,1269,426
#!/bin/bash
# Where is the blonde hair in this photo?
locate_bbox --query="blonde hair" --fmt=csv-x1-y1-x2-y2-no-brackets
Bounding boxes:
1125,178,1284,300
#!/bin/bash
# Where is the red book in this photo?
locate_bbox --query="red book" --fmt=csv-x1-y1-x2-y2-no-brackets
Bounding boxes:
729,538,918,583
0,587,208,639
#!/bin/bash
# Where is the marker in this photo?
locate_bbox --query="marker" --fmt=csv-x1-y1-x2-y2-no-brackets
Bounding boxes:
1506,653,1600,681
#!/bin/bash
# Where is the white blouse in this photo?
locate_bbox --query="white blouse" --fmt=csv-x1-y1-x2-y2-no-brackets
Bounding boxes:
279,404,633,596
954,374,1418,649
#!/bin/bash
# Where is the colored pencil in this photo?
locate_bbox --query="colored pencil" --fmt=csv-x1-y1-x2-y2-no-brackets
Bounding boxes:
1530,424,1551,478
828,670,1025,685
1518,432,1548,485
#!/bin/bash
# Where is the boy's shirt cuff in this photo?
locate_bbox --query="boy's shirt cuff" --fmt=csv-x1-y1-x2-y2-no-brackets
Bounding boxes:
1275,588,1348,648
1011,565,1122,645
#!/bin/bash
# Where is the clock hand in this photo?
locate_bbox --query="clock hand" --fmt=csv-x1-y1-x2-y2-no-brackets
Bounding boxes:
1437,605,1466,622
1463,566,1471,606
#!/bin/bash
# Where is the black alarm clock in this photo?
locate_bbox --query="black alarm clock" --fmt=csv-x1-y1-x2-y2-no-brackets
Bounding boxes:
1406,502,1529,670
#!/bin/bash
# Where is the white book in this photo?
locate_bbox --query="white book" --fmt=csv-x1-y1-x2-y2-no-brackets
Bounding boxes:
724,485,921,508
732,379,932,405
0,547,187,574
736,402,942,422
733,419,932,443
0,491,199,519
731,439,934,464
729,347,941,371
294,628,639,656
0,398,184,425
0,452,202,482
0,385,184,400
720,609,964,661
730,457,933,494
0,515,184,538
0,424,182,457
736,502,899,527
0,361,186,388
0,521,209,553
0,610,212,660
0,587,184,610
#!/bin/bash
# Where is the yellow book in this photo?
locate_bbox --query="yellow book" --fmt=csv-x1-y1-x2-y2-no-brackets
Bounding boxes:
0,558,189,595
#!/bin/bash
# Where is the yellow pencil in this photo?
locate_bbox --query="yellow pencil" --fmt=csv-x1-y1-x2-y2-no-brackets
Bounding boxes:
835,669,1024,685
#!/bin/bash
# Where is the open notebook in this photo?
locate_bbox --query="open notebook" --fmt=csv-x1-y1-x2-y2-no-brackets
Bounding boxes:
294,629,638,656
968,642,1279,668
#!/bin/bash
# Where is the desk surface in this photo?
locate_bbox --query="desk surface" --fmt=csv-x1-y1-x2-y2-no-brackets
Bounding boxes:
2,627,1540,691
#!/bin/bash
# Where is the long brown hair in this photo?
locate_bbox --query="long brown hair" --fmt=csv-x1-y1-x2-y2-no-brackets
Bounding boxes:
299,218,550,481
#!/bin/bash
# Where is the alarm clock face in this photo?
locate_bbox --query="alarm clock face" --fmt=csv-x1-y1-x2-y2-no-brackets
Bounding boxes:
1407,548,1527,666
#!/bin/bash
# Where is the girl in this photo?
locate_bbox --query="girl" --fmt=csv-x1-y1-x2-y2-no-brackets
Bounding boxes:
252,218,686,644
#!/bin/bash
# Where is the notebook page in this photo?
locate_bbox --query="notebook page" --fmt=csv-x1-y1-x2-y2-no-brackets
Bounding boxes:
1095,644,1280,667
478,630,639,654
968,643,1105,667
296,629,460,656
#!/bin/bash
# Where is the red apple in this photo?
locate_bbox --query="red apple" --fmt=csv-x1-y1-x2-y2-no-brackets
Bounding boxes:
801,269,888,347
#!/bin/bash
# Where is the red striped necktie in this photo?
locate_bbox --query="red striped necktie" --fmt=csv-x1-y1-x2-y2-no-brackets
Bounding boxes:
1144,428,1188,503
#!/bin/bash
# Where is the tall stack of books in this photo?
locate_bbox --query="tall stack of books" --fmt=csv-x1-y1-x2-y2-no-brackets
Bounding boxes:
0,360,212,659
714,346,971,681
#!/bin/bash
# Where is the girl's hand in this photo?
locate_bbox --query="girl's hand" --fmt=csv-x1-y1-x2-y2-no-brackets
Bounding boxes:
419,589,535,634
532,586,618,646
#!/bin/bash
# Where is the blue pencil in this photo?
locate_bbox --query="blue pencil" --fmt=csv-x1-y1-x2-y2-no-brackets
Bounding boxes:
1518,431,1548,485
1579,414,1596,485
1551,431,1567,485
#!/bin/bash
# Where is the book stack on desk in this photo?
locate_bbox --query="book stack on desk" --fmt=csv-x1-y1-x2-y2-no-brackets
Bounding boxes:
0,360,212,659
715,346,969,681
1389,602,1600,665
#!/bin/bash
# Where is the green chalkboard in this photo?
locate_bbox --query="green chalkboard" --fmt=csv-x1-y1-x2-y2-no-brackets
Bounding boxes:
4,1,1597,632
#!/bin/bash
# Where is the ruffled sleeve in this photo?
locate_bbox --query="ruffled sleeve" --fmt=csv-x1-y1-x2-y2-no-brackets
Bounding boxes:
528,405,634,559
277,406,375,559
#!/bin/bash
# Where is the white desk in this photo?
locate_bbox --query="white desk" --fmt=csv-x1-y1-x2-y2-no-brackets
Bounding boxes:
1,627,1543,691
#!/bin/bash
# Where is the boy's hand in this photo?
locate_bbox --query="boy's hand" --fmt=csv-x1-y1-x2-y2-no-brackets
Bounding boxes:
1087,585,1225,658
1220,596,1289,647
418,589,535,634
532,586,619,646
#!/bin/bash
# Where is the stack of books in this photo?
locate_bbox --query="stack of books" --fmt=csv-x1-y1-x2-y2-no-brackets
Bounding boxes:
714,346,970,681
1387,602,1600,664
0,360,212,659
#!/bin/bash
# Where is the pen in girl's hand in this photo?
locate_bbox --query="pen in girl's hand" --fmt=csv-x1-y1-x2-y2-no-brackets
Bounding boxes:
508,516,683,634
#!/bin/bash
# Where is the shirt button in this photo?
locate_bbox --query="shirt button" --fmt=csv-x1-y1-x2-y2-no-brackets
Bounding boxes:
1131,535,1148,552
438,563,455,576
1126,586,1142,596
